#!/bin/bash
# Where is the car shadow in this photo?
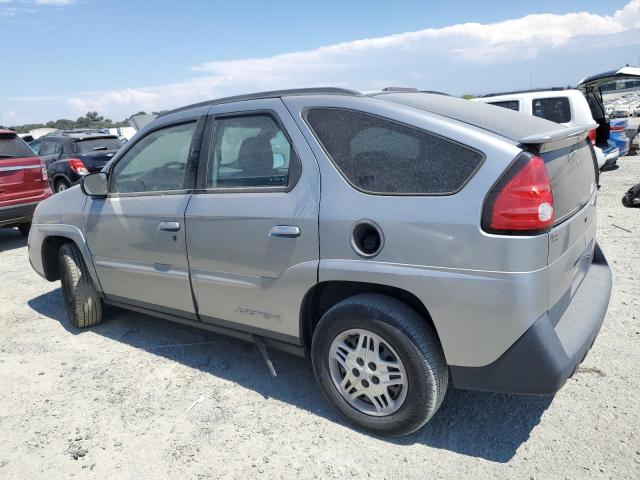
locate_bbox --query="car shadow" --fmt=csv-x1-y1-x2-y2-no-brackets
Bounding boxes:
28,288,552,463
0,228,27,252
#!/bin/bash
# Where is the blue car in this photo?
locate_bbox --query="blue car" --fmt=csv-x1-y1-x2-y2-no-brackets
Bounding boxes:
610,119,630,157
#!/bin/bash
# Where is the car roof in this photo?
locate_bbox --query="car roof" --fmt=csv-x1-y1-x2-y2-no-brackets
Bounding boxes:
160,87,360,116
372,91,568,143
477,89,584,101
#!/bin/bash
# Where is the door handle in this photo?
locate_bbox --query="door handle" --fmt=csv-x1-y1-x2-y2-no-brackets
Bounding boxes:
269,225,300,238
158,221,180,232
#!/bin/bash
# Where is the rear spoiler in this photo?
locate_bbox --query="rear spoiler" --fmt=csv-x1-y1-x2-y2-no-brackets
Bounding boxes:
518,124,596,153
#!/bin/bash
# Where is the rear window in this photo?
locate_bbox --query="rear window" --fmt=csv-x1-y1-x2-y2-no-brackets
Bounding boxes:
305,108,483,194
532,97,571,123
488,100,520,111
74,137,122,154
0,132,36,159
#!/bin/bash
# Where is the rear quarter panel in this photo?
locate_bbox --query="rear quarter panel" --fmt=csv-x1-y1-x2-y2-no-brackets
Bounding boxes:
284,95,551,367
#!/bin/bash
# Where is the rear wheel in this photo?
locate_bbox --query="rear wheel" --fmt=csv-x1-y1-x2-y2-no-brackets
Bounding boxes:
17,223,31,237
58,242,102,328
311,294,448,436
54,178,70,193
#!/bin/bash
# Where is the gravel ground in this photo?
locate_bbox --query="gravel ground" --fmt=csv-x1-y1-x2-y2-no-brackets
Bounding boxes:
1,157,639,479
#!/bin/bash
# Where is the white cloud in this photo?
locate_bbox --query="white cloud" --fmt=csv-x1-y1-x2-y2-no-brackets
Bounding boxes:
5,1,640,124
34,0,75,5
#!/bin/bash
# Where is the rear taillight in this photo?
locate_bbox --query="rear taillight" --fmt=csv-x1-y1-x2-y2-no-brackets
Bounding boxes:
587,128,597,144
609,125,625,133
68,158,89,175
40,163,48,181
482,153,554,235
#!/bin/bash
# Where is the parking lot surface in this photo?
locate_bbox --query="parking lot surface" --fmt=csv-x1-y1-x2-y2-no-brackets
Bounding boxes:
1,157,639,479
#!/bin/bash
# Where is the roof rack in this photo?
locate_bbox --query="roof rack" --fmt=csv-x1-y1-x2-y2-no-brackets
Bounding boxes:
160,87,361,117
43,128,113,138
479,86,574,98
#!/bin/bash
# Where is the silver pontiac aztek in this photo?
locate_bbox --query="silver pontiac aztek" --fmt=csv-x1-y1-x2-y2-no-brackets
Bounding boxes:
28,88,612,436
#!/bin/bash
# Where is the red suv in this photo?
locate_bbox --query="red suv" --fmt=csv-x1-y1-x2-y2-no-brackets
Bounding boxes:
0,129,52,236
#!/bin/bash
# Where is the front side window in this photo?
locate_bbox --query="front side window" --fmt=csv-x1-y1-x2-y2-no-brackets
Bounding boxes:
532,97,571,123
111,122,196,193
488,100,520,111
305,108,483,194
207,114,292,188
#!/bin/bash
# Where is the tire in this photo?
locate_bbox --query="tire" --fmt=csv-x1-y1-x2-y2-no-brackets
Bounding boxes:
311,294,448,437
58,242,102,328
54,179,70,193
18,223,31,237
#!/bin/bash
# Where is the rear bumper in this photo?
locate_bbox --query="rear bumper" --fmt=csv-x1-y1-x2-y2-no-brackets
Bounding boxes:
450,243,612,395
0,202,38,227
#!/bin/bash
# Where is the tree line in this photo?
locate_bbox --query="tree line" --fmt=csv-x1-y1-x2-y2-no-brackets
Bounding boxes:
7,111,167,134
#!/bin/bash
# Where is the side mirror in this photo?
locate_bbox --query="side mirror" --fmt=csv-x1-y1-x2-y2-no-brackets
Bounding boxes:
81,172,109,197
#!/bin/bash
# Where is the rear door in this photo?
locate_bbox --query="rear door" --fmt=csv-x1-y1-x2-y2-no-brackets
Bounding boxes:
184,98,320,342
0,131,48,208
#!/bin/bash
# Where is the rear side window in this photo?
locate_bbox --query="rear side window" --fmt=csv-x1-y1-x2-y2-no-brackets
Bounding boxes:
532,97,571,123
74,138,122,154
38,140,61,157
488,100,520,111
0,132,35,159
305,108,483,194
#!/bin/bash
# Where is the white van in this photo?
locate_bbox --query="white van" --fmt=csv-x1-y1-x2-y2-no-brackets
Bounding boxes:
474,89,613,169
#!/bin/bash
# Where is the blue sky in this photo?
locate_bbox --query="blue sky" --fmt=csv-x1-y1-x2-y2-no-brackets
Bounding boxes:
1,0,639,124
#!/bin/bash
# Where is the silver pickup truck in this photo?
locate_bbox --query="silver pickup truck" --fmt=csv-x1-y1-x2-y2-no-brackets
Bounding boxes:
28,88,612,436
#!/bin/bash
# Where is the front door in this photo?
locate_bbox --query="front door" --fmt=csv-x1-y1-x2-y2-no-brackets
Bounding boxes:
185,99,320,343
85,116,204,318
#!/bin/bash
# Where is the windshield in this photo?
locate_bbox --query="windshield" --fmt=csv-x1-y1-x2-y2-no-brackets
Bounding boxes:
74,137,122,154
0,132,36,159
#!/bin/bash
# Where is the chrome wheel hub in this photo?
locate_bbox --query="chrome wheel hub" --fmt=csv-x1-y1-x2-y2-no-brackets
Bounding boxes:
328,328,408,416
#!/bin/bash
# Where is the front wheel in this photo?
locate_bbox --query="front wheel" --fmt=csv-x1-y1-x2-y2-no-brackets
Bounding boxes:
58,242,102,328
311,294,448,437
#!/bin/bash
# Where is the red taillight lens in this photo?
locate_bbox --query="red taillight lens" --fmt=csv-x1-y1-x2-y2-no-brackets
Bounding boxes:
609,125,625,133
40,162,48,181
68,158,89,175
587,128,597,144
482,153,554,235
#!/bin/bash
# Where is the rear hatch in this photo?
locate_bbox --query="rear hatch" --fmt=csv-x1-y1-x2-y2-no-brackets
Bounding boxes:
374,92,600,318
520,130,598,322
73,136,121,173
578,67,640,148
0,130,50,207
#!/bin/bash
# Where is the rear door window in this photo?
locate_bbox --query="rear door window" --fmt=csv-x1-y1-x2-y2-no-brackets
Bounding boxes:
488,100,520,111
206,114,293,188
532,97,571,123
0,132,35,159
305,108,483,194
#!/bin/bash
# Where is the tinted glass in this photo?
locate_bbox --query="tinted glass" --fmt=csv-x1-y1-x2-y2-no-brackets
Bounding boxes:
74,138,122,153
111,122,196,193
29,140,41,155
207,114,291,188
305,108,483,194
0,132,35,159
488,100,520,111
38,140,61,156
532,97,571,123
